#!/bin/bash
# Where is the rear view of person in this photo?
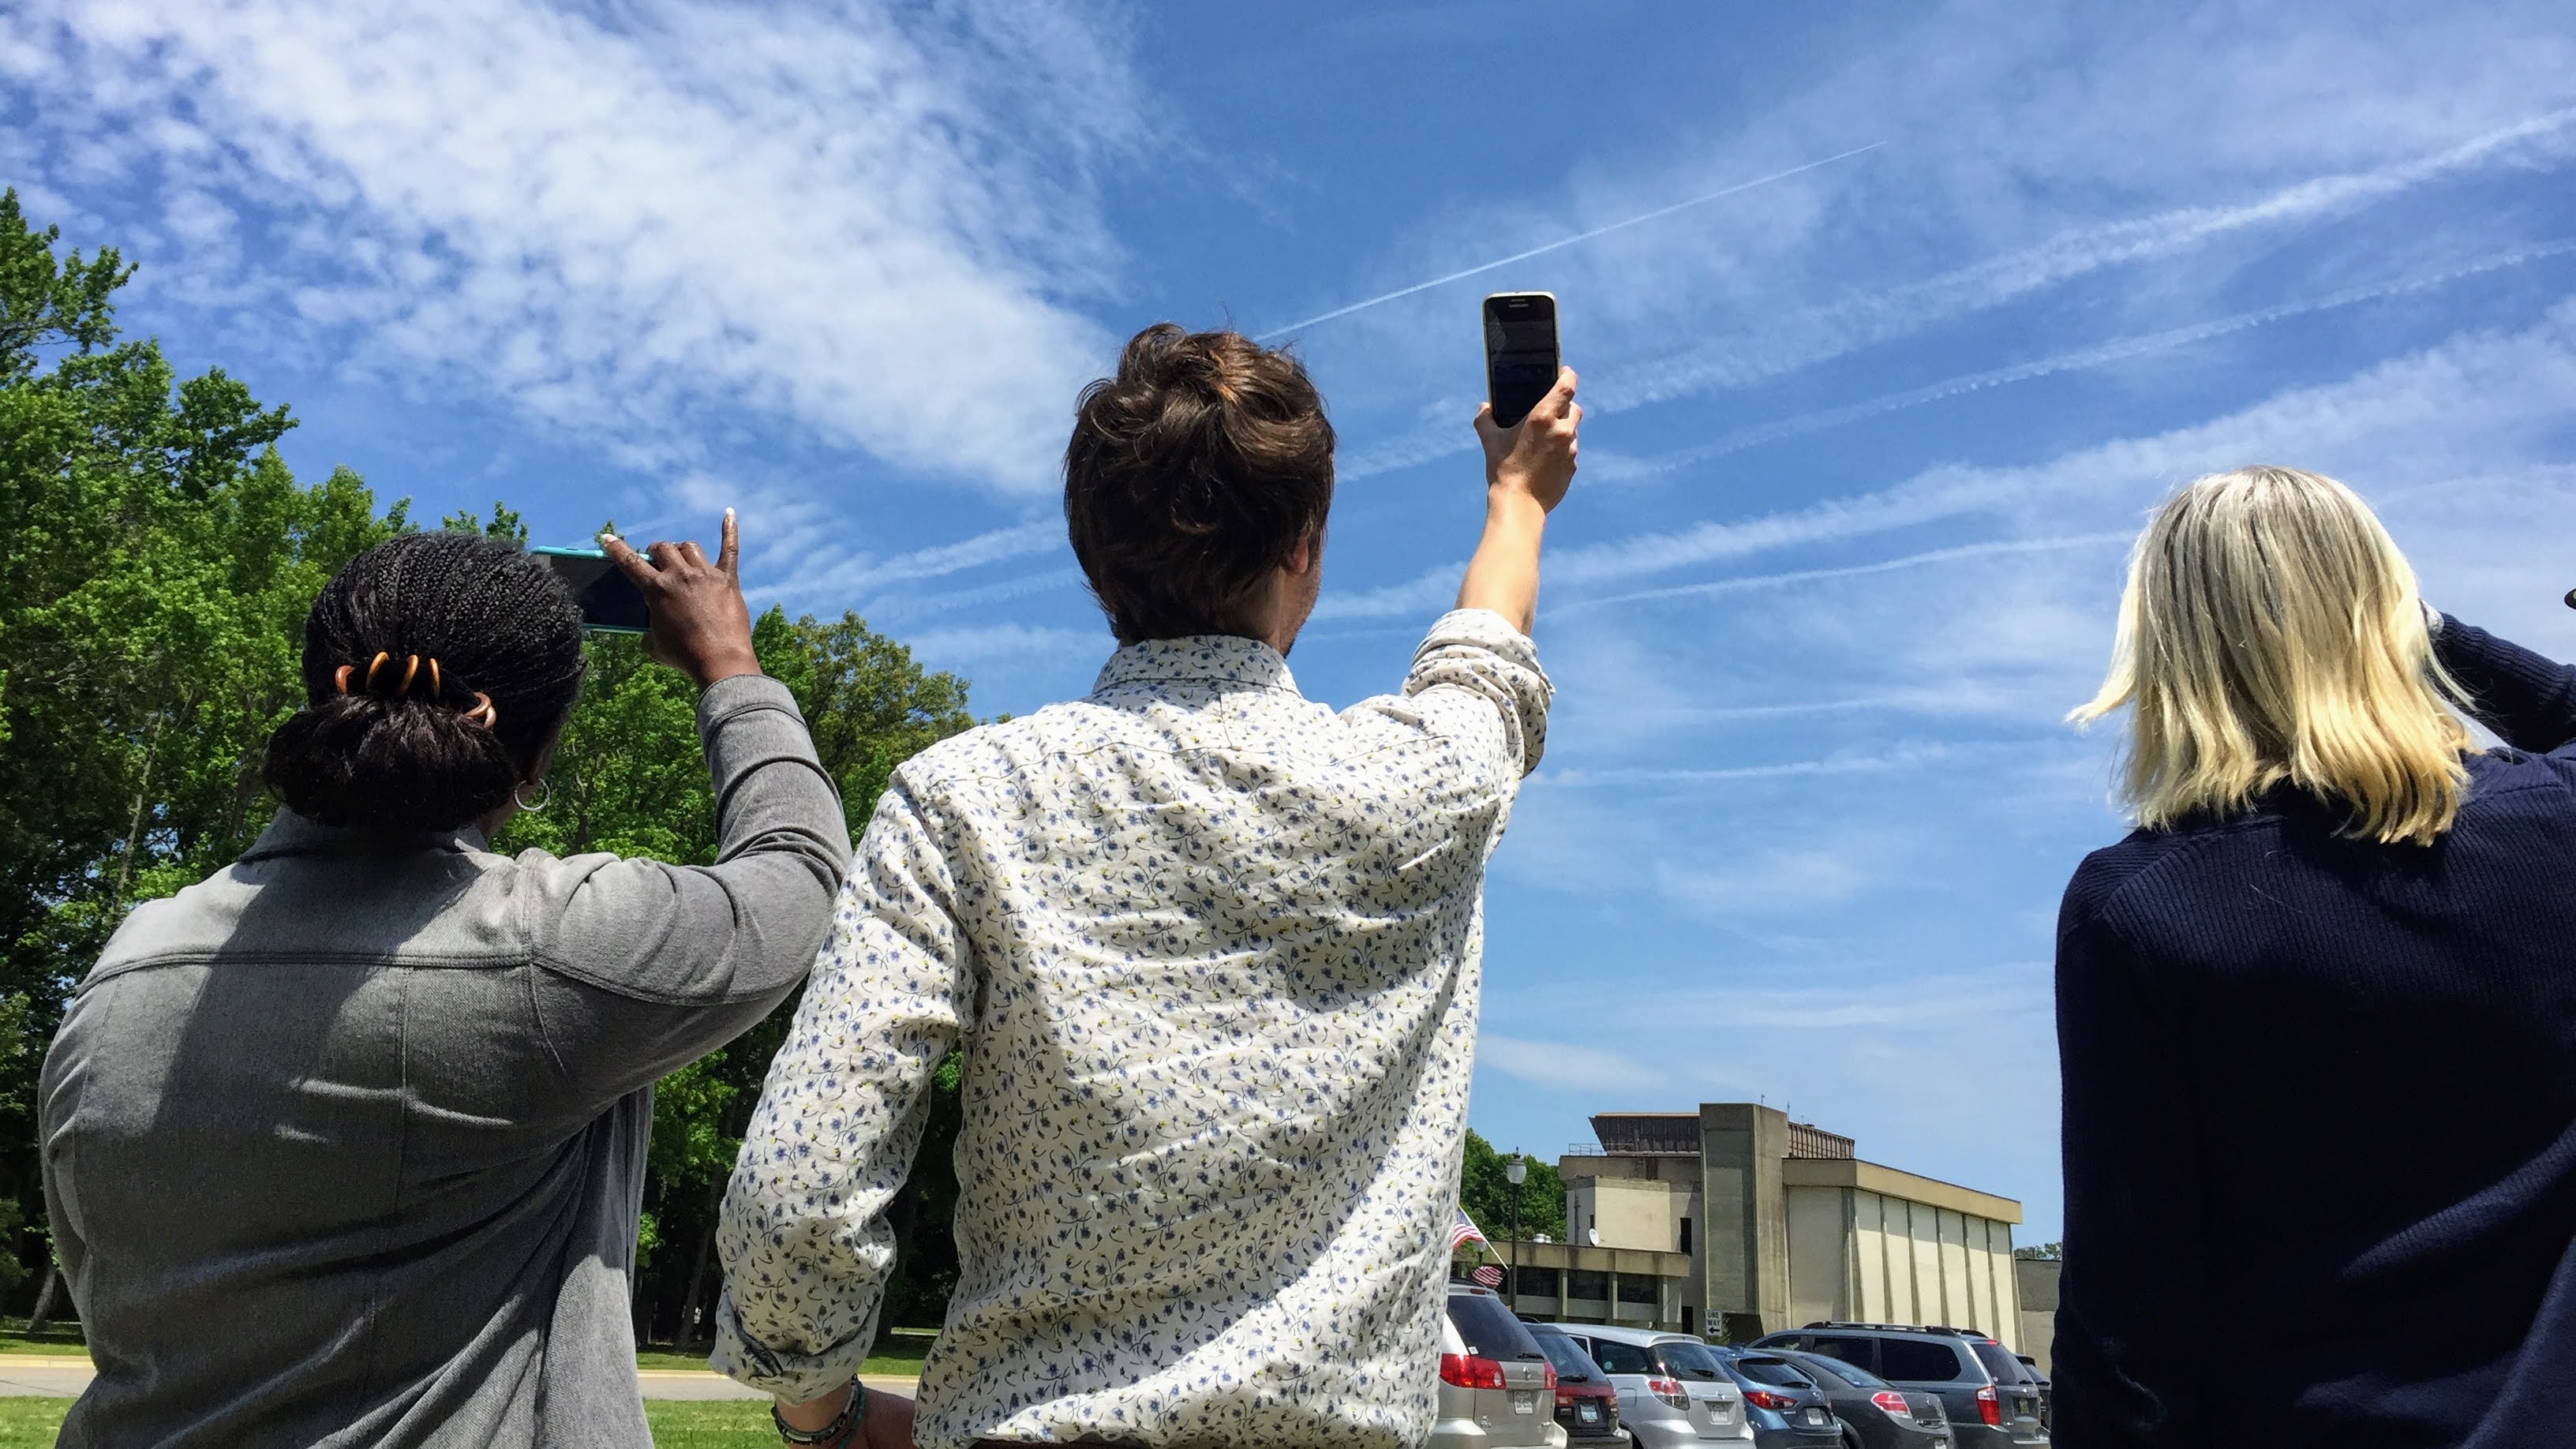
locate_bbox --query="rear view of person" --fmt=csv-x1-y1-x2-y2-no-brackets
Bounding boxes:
39,518,850,1447
714,323,1581,1448
2055,466,2576,1447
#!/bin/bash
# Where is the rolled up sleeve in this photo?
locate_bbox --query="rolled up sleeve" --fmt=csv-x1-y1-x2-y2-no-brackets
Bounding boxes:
1353,606,1552,781
710,781,971,1402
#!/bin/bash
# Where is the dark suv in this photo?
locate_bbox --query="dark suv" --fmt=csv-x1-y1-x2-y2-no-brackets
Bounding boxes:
1750,1325,2045,1447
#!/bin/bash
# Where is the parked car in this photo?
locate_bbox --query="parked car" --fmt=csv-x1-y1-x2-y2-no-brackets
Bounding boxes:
1767,1348,1954,1449
2012,1357,2050,1431
1530,1324,1629,1444
1749,1325,2046,1448
1543,1323,1754,1447
1705,1348,1845,1448
1436,1286,1567,1449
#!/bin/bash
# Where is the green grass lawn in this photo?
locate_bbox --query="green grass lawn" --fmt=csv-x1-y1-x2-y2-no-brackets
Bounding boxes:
636,1325,931,1377
0,1398,787,1445
0,1399,64,1447
0,1319,936,1376
0,1320,92,1357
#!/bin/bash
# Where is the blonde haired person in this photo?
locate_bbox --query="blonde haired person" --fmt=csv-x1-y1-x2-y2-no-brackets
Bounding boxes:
2054,465,2576,1448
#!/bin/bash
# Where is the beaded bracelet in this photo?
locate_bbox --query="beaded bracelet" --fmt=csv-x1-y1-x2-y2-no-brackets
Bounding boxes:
773,1380,865,1447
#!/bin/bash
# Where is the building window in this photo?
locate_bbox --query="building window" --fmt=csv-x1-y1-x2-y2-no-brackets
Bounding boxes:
1682,1305,1695,1334
1616,1275,1658,1305
1679,1217,1692,1254
1567,1269,1609,1302
1510,1265,1556,1300
1588,1214,1596,1230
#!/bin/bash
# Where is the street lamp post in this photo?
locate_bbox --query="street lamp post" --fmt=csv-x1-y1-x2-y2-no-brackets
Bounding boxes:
1505,1154,1527,1313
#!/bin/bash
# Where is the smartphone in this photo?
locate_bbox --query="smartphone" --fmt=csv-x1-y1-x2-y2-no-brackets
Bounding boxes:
532,547,650,635
1483,292,1560,429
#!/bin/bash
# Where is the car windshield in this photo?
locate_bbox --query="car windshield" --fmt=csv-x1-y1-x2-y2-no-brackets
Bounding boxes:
1445,1293,1546,1361
1653,1341,1732,1383
1968,1340,2031,1384
1799,1354,1891,1390
1879,1340,1970,1383
1732,1357,1812,1390
1531,1331,1603,1380
1586,1338,1654,1374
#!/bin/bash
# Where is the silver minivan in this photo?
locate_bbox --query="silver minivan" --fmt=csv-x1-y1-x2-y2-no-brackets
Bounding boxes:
1435,1286,1570,1449
1544,1324,1753,1449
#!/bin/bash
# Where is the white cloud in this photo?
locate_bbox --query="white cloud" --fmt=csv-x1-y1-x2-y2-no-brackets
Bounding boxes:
904,621,1107,665
0,0,1143,491
1477,1035,1672,1097
1584,107,2576,417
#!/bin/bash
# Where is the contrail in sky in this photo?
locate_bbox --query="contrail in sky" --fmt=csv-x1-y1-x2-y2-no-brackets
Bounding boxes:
1556,531,2133,614
1599,235,2576,482
1256,141,1886,339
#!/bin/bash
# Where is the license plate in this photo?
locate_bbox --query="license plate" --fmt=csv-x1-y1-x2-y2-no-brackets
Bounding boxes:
1709,1402,1733,1422
1577,1402,1601,1424
1511,1391,1536,1415
1803,1407,1827,1425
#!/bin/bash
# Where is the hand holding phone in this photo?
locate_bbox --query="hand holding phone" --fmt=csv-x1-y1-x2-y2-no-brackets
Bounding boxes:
599,510,762,690
1476,365,1581,514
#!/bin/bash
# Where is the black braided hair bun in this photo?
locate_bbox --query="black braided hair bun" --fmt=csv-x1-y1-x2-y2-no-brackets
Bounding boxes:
264,531,585,831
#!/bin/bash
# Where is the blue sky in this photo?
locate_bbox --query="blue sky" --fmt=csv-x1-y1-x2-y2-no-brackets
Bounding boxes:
11,0,2576,1241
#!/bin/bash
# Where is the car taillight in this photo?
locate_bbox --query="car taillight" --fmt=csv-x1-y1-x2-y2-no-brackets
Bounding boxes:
1976,1383,2003,1428
1743,1389,1799,1412
1870,1390,1912,1419
1646,1376,1690,1410
1542,1363,1558,1391
1556,1391,1576,1407
1440,1353,1507,1390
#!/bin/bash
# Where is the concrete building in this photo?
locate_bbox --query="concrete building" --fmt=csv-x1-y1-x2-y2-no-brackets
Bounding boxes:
1491,1240,1695,1331
1558,1105,2027,1349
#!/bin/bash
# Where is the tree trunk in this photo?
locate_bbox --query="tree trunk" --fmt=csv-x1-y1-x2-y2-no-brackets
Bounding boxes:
25,1262,59,1335
676,1209,718,1347
111,744,157,899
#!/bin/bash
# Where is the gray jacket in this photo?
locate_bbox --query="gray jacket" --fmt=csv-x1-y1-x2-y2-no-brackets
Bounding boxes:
39,674,851,1448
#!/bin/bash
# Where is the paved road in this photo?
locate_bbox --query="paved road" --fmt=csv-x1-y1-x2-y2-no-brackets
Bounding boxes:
0,1354,918,1402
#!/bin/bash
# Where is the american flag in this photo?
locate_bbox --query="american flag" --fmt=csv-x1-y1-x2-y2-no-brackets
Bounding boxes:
1470,1264,1505,1288
1451,1207,1491,1252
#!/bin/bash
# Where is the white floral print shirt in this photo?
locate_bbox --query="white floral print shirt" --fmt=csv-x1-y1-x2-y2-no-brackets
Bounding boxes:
712,608,1550,1449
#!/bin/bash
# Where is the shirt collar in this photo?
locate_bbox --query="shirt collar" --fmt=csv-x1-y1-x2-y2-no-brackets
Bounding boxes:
1091,634,1303,698
241,808,492,862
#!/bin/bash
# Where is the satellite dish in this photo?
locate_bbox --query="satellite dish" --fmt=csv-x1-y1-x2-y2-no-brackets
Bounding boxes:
1588,1228,1602,1247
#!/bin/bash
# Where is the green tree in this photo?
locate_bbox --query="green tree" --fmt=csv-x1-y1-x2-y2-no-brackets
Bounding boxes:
0,189,409,1292
1460,1129,1567,1249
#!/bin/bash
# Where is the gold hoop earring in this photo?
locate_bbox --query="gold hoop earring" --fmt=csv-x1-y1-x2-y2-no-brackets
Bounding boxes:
513,778,553,813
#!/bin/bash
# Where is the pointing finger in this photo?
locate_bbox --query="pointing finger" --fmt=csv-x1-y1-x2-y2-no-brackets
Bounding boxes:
718,507,739,578
601,532,658,590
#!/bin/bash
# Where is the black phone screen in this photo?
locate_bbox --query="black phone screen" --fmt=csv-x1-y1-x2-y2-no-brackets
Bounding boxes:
1484,294,1560,429
535,549,650,633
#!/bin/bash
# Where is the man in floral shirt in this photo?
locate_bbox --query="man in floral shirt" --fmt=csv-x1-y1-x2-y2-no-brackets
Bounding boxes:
717,322,1581,1449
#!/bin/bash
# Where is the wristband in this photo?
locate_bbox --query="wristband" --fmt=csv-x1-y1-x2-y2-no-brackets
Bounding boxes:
774,1380,865,1446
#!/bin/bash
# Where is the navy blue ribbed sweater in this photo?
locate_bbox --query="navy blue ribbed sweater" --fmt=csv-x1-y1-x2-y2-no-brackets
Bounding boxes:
2054,619,2576,1449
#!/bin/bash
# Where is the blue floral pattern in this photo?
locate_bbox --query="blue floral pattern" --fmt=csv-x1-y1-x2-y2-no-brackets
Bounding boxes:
713,608,1550,1449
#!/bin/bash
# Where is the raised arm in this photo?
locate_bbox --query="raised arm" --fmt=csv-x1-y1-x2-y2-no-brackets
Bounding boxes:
525,512,853,1099
1458,368,1580,635
2433,614,2576,754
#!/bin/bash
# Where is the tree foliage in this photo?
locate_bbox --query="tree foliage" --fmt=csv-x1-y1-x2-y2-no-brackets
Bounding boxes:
0,193,981,1336
1460,1129,1567,1247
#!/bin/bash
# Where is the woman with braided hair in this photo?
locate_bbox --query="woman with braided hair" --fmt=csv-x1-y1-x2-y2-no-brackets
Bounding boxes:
37,515,877,1448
